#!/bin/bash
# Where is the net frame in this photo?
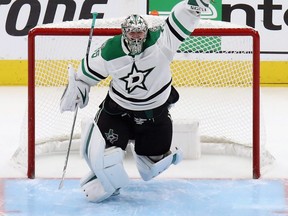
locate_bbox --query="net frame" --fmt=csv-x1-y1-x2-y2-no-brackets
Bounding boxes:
26,19,260,179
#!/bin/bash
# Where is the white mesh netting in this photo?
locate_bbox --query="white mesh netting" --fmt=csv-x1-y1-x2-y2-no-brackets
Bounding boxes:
12,16,274,171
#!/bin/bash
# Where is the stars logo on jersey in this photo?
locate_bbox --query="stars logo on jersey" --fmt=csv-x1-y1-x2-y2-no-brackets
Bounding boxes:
120,62,154,93
105,129,118,144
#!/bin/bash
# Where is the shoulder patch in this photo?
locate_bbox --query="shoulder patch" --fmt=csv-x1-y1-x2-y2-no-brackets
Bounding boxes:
142,28,161,50
101,35,126,61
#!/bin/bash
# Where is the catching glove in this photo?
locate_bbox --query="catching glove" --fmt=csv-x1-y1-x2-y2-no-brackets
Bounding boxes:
60,65,90,113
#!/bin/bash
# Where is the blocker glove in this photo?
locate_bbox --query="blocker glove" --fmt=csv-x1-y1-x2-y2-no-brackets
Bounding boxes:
60,65,90,113
187,0,211,12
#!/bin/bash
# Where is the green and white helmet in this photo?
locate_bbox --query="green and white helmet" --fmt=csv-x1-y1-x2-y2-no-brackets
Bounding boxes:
121,14,148,55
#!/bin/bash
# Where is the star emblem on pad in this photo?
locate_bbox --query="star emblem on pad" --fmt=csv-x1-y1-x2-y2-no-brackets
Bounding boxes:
120,62,154,93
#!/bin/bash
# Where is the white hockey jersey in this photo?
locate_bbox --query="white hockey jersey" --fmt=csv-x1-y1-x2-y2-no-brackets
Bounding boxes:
78,1,200,111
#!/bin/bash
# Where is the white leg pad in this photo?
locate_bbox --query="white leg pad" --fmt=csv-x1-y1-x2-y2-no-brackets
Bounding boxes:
131,145,183,181
80,170,121,202
80,118,129,202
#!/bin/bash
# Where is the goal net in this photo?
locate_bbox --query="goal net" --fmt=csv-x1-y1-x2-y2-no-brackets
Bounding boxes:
12,16,274,179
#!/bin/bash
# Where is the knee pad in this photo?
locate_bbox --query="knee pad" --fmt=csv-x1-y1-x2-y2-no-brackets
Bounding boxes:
80,118,129,202
131,144,183,181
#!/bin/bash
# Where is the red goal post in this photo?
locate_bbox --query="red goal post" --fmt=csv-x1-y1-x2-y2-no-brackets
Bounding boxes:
25,17,262,179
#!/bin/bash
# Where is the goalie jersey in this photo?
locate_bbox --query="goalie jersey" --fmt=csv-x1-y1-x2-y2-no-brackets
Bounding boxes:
77,1,200,111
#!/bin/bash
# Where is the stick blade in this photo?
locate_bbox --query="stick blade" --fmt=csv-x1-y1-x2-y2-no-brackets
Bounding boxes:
58,170,66,190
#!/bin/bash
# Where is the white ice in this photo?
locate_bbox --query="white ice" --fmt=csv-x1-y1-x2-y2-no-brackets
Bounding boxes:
0,86,288,179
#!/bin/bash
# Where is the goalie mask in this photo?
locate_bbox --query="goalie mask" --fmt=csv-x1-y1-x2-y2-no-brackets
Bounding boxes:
121,14,148,55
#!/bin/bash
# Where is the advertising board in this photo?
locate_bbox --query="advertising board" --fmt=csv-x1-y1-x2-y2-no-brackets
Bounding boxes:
0,0,287,85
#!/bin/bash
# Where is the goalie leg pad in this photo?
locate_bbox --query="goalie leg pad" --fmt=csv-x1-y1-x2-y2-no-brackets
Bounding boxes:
80,118,129,202
80,171,110,202
131,145,183,181
80,170,122,202
80,170,96,187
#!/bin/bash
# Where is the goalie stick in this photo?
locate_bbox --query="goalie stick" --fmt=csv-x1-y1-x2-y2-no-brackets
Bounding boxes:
58,12,98,190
